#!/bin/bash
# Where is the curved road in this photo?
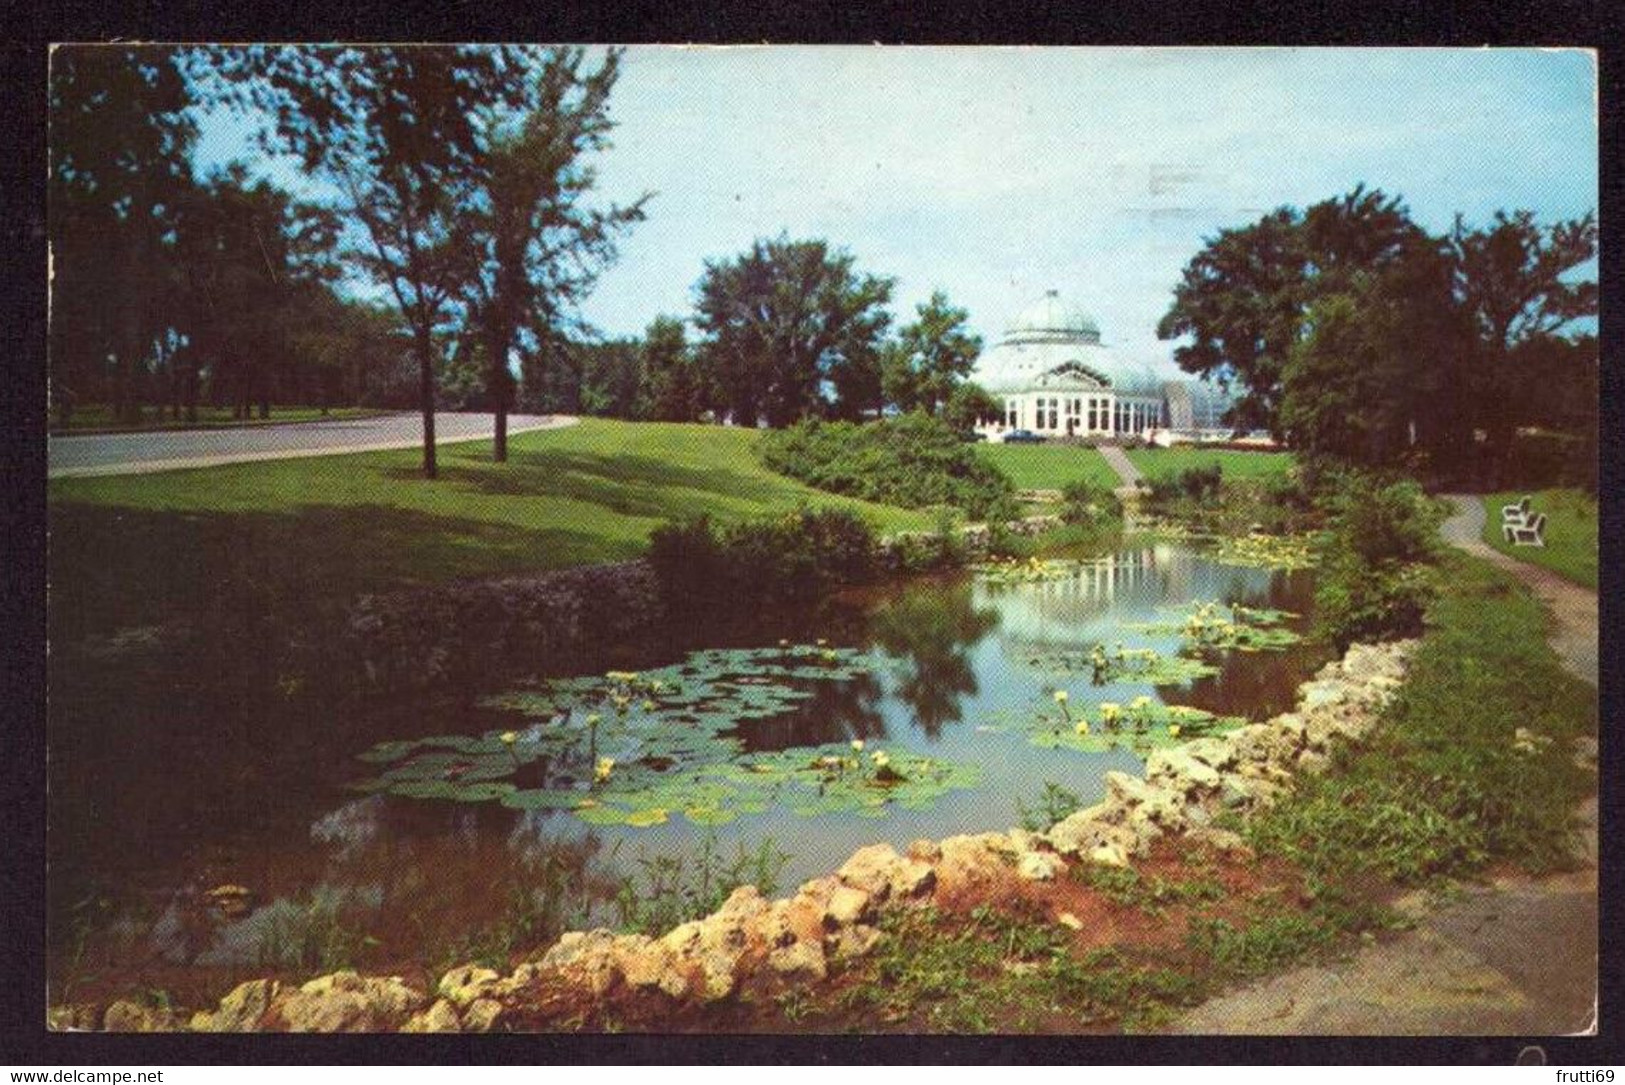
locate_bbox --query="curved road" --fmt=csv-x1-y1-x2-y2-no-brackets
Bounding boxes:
48,412,577,479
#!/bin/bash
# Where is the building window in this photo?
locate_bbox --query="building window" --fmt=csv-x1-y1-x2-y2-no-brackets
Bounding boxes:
1007,399,1020,428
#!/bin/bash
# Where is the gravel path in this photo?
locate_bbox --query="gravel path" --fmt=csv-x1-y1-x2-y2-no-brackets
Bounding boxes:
1097,444,1144,488
1169,495,1598,1037
48,412,576,478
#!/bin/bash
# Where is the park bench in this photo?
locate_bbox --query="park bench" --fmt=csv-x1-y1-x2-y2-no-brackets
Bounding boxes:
1501,496,1532,526
1505,511,1547,547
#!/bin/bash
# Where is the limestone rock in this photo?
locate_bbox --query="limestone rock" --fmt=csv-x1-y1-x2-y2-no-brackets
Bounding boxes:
1145,746,1222,792
437,964,500,1006
827,923,883,961
190,978,279,1032
460,998,505,1033
836,843,937,903
1182,736,1238,771
767,939,827,981
275,971,426,1032
1087,843,1131,868
1184,826,1255,860
102,1000,176,1032
825,885,873,927
1016,850,1066,881
401,999,462,1033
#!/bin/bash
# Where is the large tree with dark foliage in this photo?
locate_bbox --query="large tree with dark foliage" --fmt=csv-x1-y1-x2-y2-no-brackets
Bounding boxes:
881,290,983,416
693,237,894,427
203,45,546,477
49,46,197,425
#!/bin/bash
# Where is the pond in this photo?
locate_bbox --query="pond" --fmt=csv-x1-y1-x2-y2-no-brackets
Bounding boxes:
47,539,1321,1010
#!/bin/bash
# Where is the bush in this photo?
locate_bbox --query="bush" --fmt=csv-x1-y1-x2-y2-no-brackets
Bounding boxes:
648,507,879,612
1313,475,1442,651
1058,479,1123,527
759,413,1017,521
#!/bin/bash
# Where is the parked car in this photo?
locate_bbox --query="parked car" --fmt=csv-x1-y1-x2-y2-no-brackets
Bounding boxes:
1001,429,1045,444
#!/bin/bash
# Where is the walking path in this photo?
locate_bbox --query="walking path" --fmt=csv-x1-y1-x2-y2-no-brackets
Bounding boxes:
48,412,577,479
1171,494,1598,1036
1097,444,1144,489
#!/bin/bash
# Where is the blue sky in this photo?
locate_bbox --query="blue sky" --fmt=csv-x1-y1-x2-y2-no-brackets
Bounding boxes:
198,46,1598,367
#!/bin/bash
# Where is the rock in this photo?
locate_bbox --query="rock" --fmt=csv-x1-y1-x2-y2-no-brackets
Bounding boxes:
401,999,462,1033
276,972,427,1032
1056,911,1084,931
907,839,943,863
827,923,883,961
611,935,670,990
1016,850,1066,881
758,895,825,950
1145,747,1222,792
767,939,827,981
1088,843,1131,868
1296,749,1331,775
936,833,1016,893
1300,679,1351,710
102,1000,175,1032
437,964,500,1006
48,1005,100,1031
1219,774,1282,811
695,948,739,1003
190,978,279,1032
837,843,904,902
1182,736,1238,771
1045,807,1139,859
460,998,505,1033
825,885,873,927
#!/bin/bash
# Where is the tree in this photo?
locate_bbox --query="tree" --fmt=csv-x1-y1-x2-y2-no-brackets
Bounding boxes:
1157,186,1428,433
942,381,1001,435
881,290,983,415
49,46,197,425
636,316,707,422
1447,210,1598,480
206,45,546,477
459,48,645,460
693,237,894,427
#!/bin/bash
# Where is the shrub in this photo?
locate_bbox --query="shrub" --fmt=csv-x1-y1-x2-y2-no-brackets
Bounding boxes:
1058,479,1123,527
759,413,1017,521
648,507,879,612
1313,475,1442,651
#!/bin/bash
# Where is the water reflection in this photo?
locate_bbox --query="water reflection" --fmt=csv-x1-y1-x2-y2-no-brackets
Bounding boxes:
48,542,1323,1008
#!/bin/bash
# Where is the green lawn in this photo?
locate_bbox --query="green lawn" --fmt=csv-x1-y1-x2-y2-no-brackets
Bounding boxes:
1481,488,1598,590
976,443,1120,490
49,419,933,635
1123,447,1295,482
50,404,390,434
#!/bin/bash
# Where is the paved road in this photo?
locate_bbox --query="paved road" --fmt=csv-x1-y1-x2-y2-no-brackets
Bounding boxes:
48,412,576,478
1169,494,1599,1037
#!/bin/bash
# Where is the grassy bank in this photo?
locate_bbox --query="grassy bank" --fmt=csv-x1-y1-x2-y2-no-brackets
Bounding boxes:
976,443,1120,490
49,419,932,635
1249,552,1596,882
1480,488,1597,590
49,404,390,434
1125,447,1295,481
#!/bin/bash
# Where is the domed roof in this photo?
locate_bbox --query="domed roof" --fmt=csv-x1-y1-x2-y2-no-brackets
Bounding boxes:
1004,290,1101,344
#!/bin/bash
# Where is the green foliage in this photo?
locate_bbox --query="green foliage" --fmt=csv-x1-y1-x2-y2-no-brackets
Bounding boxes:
1058,478,1122,527
1015,781,1085,832
1146,464,1223,504
1250,556,1596,883
942,382,1001,435
613,834,789,935
1077,866,1226,918
648,507,878,611
880,290,983,415
252,887,379,973
50,420,932,637
759,413,1018,520
693,234,895,426
1312,475,1442,651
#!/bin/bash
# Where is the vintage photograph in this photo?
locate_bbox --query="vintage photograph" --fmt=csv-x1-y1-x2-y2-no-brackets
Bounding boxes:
44,45,1598,1036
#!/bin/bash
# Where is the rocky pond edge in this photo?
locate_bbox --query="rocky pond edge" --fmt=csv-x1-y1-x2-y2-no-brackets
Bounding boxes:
55,636,1418,1033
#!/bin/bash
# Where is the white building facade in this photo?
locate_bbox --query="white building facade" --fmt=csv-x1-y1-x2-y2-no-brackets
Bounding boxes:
974,291,1230,441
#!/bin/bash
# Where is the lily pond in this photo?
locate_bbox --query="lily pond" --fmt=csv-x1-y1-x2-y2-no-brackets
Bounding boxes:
49,539,1322,1009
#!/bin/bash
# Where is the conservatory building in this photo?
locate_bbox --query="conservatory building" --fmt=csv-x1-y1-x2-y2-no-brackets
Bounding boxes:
973,291,1230,441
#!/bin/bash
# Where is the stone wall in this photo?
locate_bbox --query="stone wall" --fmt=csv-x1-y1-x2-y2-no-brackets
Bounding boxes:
145,637,1416,1034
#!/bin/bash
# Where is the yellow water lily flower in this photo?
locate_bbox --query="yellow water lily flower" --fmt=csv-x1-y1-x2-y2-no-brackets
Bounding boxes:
1168,724,1182,738
641,700,657,712
586,713,602,726
871,750,891,768
594,757,615,783
850,738,865,752
1099,702,1122,722
1053,690,1069,704
1074,719,1091,735
499,731,518,746
1132,695,1152,709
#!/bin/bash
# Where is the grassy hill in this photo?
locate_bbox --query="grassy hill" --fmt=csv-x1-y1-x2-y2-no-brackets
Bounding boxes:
49,419,933,635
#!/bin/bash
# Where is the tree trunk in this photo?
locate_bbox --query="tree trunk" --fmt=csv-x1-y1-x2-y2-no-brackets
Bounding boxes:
418,328,438,479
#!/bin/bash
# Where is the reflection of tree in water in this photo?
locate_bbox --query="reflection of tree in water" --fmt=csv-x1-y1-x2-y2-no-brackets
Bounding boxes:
869,582,1000,738
733,669,888,752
